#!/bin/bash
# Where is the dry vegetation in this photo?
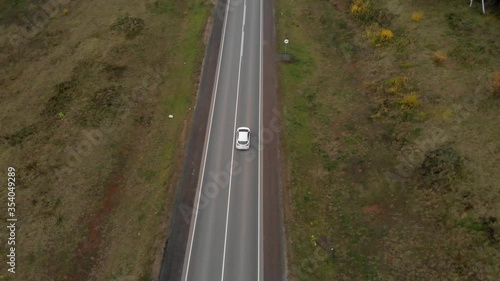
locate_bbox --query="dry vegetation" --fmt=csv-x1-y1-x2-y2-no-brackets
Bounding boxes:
411,11,424,22
0,0,211,280
433,51,448,65
493,72,500,97
278,0,500,280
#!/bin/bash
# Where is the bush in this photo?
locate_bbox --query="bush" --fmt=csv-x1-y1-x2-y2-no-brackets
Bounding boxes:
411,11,424,22
56,112,66,119
43,80,77,117
433,51,447,65
366,25,395,45
111,15,144,39
400,92,420,109
386,76,408,94
493,72,500,97
388,76,408,88
379,28,394,41
350,0,372,20
420,144,464,189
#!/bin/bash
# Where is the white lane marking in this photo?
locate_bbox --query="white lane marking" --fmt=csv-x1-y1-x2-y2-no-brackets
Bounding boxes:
258,0,263,279
221,1,246,280
240,5,246,58
183,0,232,280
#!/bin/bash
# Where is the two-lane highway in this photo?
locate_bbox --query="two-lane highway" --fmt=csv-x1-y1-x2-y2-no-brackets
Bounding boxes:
182,0,263,280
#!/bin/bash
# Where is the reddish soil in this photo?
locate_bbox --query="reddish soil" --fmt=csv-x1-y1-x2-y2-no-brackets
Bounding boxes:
68,142,129,281
66,181,121,281
362,204,385,215
79,184,120,254
334,0,348,12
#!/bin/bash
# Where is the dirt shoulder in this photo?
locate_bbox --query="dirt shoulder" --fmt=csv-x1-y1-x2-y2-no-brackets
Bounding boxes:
262,0,286,280
0,0,211,280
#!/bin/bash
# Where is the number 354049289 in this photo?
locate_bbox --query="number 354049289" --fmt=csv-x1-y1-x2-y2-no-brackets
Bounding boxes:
7,167,16,211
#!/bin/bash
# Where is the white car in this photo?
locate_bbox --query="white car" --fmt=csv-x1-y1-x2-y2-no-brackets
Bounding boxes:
235,127,251,150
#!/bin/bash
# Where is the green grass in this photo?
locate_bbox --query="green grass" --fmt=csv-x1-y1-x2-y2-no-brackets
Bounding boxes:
0,0,26,21
81,3,211,278
141,169,157,182
0,0,25,9
278,1,380,278
154,0,177,14
127,2,211,278
5,123,38,145
160,1,209,164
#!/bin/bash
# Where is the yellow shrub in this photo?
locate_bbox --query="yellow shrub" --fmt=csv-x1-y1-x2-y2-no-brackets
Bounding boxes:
383,77,410,94
493,72,500,97
389,76,408,89
379,28,394,41
411,12,424,22
366,25,395,46
400,92,420,109
433,52,447,64
351,4,361,14
350,0,371,18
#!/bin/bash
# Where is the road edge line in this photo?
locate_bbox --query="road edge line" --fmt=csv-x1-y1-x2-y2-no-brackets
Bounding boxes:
182,0,232,279
258,0,264,279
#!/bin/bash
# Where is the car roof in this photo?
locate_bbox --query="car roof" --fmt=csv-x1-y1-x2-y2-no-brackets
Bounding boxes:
238,131,249,141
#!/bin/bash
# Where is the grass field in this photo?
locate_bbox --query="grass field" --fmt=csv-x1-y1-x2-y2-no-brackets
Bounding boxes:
0,0,211,280
277,0,500,280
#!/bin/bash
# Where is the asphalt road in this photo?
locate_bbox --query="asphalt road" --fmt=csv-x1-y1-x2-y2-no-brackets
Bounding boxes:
181,0,263,280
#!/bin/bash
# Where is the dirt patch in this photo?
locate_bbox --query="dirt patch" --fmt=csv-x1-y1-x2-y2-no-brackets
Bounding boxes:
362,204,384,215
333,0,348,12
71,183,120,280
